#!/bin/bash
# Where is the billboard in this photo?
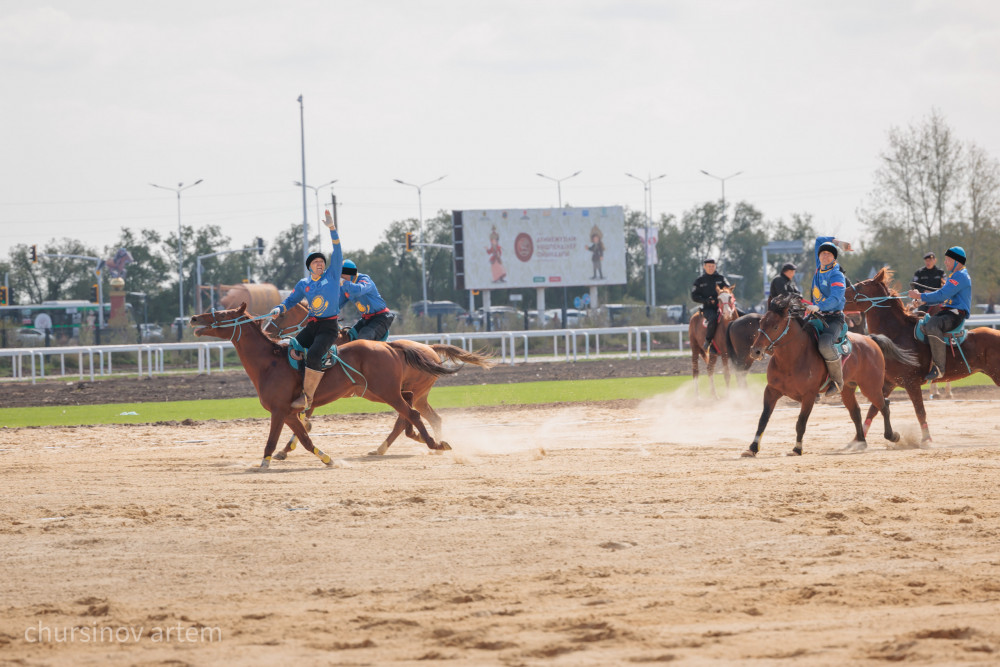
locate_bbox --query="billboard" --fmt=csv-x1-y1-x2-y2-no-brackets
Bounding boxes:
452,206,626,291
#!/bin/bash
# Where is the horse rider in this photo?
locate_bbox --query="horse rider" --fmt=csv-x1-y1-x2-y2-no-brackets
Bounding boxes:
804,237,851,395
691,258,732,358
909,251,945,314
268,210,343,411
907,246,972,382
338,259,395,341
768,262,801,307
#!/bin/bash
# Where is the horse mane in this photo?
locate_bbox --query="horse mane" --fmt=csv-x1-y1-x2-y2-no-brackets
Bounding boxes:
871,267,921,324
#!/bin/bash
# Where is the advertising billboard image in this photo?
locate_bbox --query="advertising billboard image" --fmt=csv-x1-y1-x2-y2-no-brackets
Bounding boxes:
453,206,626,291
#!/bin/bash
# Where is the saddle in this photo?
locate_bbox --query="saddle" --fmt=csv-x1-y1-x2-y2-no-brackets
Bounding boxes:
914,313,967,346
807,318,852,357
286,338,337,372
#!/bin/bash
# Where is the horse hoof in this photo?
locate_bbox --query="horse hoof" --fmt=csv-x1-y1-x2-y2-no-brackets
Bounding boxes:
438,441,451,451
273,451,287,461
786,448,802,456
890,432,901,444
740,450,756,458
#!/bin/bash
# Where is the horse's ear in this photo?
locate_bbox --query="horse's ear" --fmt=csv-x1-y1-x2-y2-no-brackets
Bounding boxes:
238,302,247,315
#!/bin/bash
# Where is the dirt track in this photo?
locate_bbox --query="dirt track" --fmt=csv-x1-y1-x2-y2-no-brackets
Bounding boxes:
2,385,999,665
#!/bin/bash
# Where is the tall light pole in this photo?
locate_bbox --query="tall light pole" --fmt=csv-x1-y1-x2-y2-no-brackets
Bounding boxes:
394,175,446,317
150,179,203,323
293,179,338,239
626,172,667,314
297,94,310,276
700,169,743,259
536,170,581,208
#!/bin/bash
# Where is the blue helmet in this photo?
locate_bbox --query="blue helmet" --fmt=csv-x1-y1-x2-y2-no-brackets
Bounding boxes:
945,246,967,265
341,259,358,277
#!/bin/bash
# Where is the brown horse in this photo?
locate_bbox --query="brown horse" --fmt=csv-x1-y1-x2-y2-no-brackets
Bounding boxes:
688,285,739,397
191,304,457,468
845,267,1000,442
265,305,494,457
743,295,916,457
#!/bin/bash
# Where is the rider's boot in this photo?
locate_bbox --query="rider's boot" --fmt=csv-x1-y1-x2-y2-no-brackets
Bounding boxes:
291,368,324,410
925,337,946,382
824,359,844,396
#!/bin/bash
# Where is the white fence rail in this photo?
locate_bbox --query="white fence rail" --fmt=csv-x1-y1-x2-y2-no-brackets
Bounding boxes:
3,316,999,385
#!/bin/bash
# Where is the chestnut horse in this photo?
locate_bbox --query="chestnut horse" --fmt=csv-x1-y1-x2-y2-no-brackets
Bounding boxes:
845,267,1000,442
265,304,495,457
192,304,457,468
743,295,916,457
688,286,739,397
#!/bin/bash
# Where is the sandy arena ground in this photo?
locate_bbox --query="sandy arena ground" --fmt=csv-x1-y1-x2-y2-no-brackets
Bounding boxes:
2,387,999,666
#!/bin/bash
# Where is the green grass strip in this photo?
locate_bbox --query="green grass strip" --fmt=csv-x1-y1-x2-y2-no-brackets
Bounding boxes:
0,372,993,428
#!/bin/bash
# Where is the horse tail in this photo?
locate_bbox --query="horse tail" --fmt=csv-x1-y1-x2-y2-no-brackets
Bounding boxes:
390,342,461,377
870,333,919,367
429,344,497,369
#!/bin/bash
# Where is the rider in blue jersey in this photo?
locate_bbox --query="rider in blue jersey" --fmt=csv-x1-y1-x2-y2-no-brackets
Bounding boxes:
268,210,343,410
804,236,852,395
338,260,395,341
907,246,972,381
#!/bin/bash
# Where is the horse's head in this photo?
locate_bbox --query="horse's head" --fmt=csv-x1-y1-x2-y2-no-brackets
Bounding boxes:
190,303,248,340
717,286,738,320
749,294,802,359
270,302,309,338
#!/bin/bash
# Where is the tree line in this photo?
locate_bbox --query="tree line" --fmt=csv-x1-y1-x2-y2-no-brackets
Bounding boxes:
2,109,997,325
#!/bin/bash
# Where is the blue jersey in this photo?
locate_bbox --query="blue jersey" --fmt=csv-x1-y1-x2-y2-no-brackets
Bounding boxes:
277,228,344,319
920,267,972,316
811,236,846,312
339,273,389,318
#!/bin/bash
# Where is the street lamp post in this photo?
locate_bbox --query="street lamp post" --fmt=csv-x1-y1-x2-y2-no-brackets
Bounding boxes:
626,172,667,314
537,171,582,325
293,179,338,239
150,179,203,324
700,169,743,259
536,170,581,208
393,176,446,317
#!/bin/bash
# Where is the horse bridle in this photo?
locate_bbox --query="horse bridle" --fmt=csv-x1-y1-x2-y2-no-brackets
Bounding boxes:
846,281,906,315
755,312,795,354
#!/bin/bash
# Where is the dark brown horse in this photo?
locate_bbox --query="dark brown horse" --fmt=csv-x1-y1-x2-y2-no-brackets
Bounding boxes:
725,312,761,386
845,267,1000,442
265,305,494,457
688,285,739,397
743,295,916,457
191,304,458,468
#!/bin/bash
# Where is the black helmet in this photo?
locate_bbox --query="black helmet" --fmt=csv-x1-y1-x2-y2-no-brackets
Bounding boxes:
781,262,797,273
305,252,326,270
817,242,838,260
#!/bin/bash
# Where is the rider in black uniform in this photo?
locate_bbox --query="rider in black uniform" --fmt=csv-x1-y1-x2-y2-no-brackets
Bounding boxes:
910,251,945,314
768,262,801,307
691,258,732,357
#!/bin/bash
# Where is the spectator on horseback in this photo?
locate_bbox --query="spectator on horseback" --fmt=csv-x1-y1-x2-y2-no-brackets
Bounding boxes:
907,246,972,382
804,237,851,395
338,260,395,341
768,262,802,307
268,210,343,411
691,258,732,358
909,251,945,314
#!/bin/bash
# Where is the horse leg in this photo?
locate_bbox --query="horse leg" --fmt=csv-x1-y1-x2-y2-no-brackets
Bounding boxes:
789,395,817,456
857,377,901,445
743,385,782,457
722,352,731,389
385,392,449,452
839,389,869,451
370,416,409,456
274,408,313,461
861,381,892,438
284,414,334,466
260,412,286,469
904,380,932,443
707,352,718,399
691,347,700,398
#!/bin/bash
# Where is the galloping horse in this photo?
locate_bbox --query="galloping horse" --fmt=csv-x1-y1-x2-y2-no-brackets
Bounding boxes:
846,267,1000,442
265,304,495,457
743,295,916,457
688,285,740,397
191,304,458,468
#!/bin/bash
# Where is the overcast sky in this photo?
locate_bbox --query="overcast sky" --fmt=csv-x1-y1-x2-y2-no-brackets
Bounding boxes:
3,0,999,266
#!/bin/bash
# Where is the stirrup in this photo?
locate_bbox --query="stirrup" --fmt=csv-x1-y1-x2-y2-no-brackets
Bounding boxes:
824,381,843,397
924,365,943,382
